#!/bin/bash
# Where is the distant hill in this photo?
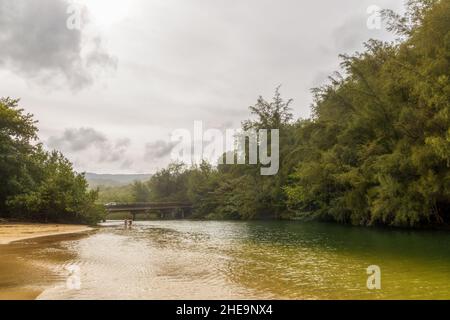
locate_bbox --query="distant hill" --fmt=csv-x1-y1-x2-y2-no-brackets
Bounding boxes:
84,173,152,188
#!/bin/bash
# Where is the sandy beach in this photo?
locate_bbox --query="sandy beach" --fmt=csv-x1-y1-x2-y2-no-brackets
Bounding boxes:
0,223,93,245
0,223,94,300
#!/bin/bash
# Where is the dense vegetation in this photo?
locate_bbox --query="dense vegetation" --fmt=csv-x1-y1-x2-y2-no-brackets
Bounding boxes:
2,0,448,228
101,0,450,227
0,98,105,224
285,0,450,227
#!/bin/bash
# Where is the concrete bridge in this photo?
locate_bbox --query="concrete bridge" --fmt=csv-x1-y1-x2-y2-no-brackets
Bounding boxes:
105,202,193,220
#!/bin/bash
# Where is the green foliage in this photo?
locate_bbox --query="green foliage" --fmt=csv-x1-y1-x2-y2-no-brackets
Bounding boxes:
242,85,293,131
147,162,190,202
143,88,297,220
131,181,151,202
286,0,450,227
0,98,105,224
96,184,134,203
2,0,447,228
143,1,450,227
0,97,38,213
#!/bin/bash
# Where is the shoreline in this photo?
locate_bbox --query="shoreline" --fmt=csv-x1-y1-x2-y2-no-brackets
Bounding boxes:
0,223,93,245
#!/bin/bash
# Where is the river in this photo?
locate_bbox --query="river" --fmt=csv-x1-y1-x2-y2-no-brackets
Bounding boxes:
1,220,450,299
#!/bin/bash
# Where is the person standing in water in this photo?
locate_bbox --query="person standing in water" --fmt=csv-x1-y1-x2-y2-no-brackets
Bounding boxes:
124,218,133,229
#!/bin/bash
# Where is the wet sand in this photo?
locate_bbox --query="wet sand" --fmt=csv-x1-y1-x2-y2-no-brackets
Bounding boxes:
0,227,93,300
0,290,42,300
0,223,92,245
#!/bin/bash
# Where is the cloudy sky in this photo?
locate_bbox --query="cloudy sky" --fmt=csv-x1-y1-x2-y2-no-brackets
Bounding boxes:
0,0,405,174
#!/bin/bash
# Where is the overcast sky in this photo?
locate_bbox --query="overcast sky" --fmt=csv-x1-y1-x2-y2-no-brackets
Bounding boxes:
0,0,405,174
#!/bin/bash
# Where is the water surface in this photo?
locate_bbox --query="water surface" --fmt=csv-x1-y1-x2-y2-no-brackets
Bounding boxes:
1,221,450,299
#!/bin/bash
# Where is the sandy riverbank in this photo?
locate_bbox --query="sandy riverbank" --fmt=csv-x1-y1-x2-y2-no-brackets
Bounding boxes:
0,223,93,245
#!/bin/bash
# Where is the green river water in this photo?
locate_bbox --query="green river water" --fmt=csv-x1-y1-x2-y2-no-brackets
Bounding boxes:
1,221,450,299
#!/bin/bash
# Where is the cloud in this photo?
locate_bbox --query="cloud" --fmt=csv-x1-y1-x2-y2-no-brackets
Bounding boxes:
144,140,179,160
47,127,130,163
0,0,405,173
48,127,106,152
332,13,391,53
120,159,134,170
0,0,117,90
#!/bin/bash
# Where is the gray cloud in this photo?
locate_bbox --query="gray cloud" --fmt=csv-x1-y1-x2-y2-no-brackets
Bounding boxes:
144,140,179,160
48,127,106,152
0,0,117,90
332,10,396,54
1,0,405,173
120,159,134,170
47,127,130,163
115,138,131,149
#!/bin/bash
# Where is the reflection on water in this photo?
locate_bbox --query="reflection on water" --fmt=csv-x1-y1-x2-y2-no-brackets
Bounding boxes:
0,233,85,300
1,221,450,299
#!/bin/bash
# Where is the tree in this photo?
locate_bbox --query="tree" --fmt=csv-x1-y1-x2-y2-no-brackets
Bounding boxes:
130,0,449,227
242,85,293,131
286,0,450,227
6,149,105,224
131,181,151,202
0,98,38,215
0,98,105,224
148,162,189,202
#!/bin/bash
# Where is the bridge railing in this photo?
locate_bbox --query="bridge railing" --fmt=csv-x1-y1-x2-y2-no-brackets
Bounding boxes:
104,202,193,210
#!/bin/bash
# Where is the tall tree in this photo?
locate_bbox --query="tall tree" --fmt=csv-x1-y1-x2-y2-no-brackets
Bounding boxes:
1,98,105,224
